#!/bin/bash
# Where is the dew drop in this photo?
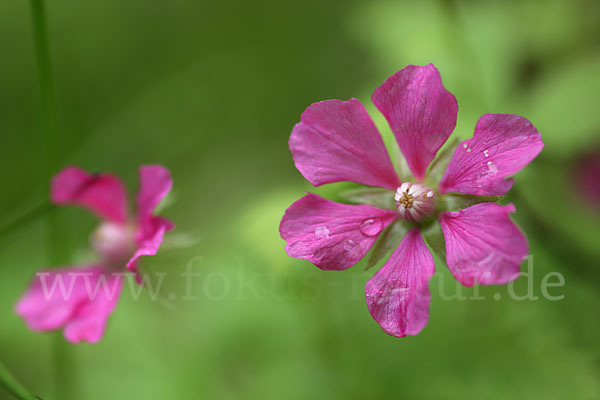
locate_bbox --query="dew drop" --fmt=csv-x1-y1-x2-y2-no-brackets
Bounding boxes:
314,225,330,239
487,161,499,175
343,239,356,251
359,218,383,237
466,148,472,153
390,287,410,301
374,281,410,305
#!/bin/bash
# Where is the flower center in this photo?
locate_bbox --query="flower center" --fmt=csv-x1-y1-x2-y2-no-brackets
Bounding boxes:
394,183,436,222
91,221,136,267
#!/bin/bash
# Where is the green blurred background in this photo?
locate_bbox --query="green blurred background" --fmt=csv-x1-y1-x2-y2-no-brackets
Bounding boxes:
1,0,600,398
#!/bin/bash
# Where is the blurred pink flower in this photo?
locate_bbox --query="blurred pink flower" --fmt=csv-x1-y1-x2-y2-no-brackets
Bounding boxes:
573,148,600,209
15,165,173,344
280,64,543,337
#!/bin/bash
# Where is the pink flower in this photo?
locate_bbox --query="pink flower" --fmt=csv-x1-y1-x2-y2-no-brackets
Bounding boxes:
572,148,600,209
280,64,543,337
15,165,174,343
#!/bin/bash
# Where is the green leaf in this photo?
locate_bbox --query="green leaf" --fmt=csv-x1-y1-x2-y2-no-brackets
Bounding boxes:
526,56,600,156
0,203,51,238
339,187,395,209
516,163,600,259
421,219,447,264
366,219,410,270
439,193,502,211
390,139,414,183
368,106,414,182
425,137,459,186
0,360,38,400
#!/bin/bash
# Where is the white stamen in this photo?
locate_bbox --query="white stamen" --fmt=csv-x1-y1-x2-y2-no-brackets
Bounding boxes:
394,183,436,222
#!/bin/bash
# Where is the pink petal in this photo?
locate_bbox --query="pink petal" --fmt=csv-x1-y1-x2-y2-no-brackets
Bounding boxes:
51,167,128,223
279,193,397,270
372,64,458,181
15,265,123,344
126,216,173,272
439,114,544,196
129,165,174,273
136,165,173,225
572,148,600,208
365,228,435,337
439,202,528,287
289,99,400,190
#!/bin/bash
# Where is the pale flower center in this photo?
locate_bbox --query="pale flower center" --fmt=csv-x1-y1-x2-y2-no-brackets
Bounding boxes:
394,182,436,222
91,221,136,266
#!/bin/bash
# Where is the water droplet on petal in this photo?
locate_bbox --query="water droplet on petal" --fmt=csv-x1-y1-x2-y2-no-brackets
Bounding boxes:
314,225,330,239
359,218,383,237
343,239,356,251
487,161,499,175
390,287,410,302
375,281,410,305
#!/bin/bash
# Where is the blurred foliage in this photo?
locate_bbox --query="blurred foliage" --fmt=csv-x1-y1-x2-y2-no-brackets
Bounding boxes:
1,0,599,399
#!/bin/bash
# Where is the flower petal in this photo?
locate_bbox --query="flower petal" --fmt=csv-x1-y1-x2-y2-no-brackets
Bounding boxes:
439,202,528,286
15,265,123,344
573,148,600,208
279,193,397,270
136,165,173,225
126,216,173,272
365,228,435,337
372,64,458,181
439,114,544,196
51,167,128,223
289,99,400,190
129,165,174,273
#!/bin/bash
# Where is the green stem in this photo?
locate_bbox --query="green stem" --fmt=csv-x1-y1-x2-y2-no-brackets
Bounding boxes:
52,338,74,400
29,1,76,399
0,360,38,400
30,0,57,157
